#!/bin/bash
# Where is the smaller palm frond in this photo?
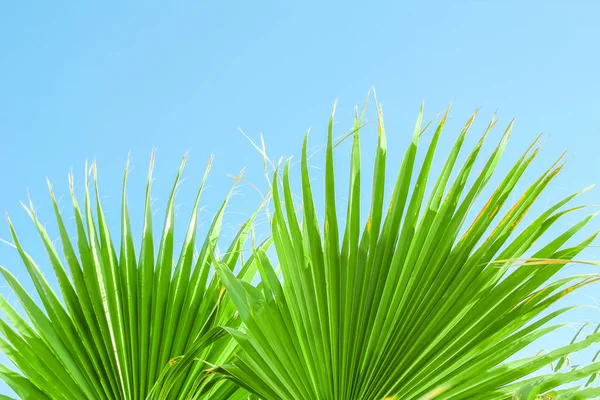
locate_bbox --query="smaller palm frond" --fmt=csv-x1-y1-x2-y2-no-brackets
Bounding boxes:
0,153,260,399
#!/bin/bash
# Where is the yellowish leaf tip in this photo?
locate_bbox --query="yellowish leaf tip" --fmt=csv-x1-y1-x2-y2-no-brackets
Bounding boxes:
45,177,55,197
124,152,131,180
179,151,189,171
68,171,75,191
149,148,156,175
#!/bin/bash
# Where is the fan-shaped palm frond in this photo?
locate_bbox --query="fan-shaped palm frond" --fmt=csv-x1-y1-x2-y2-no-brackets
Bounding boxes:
216,100,600,399
0,154,259,399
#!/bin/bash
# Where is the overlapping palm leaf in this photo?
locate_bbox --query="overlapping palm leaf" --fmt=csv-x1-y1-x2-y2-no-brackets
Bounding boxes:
216,101,600,399
0,154,259,399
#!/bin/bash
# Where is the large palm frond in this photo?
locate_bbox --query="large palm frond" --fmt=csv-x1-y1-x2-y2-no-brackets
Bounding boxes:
216,100,600,399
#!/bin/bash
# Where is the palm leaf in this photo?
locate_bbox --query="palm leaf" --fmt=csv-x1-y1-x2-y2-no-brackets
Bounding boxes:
0,153,259,399
216,98,600,399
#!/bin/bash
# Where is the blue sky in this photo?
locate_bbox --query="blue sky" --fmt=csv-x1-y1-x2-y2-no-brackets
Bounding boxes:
1,1,600,396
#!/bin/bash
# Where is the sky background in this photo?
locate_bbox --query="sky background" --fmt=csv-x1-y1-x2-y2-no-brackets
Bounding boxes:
1,1,600,397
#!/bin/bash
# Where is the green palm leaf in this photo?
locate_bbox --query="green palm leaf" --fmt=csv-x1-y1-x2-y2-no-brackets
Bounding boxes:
0,153,258,399
216,98,600,399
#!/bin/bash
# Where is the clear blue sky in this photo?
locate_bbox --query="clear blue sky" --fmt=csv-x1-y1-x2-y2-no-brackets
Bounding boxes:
1,1,600,396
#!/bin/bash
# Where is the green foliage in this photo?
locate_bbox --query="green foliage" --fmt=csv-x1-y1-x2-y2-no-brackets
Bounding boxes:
215,100,600,399
0,154,258,399
1,97,599,400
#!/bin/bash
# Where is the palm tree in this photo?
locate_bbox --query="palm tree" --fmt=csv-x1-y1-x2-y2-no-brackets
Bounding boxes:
215,99,600,399
0,153,260,399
